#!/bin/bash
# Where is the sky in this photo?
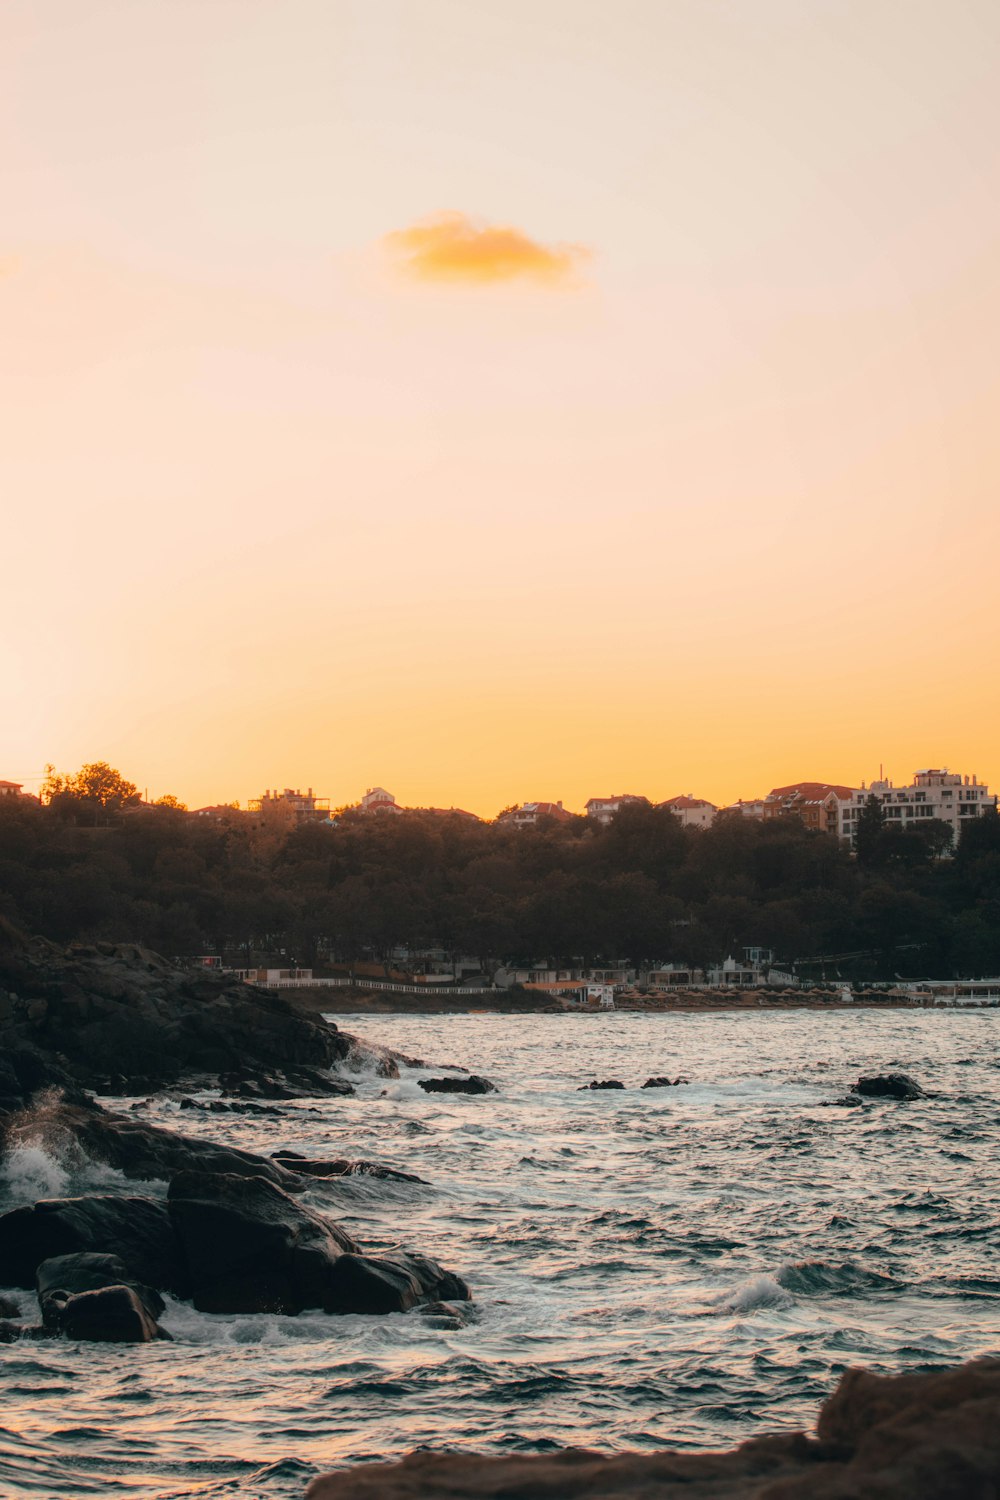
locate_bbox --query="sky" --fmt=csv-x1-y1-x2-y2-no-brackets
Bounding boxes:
3,0,999,815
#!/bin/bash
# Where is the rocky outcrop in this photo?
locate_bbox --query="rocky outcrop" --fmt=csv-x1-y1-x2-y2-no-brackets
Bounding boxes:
220,1065,354,1101
579,1079,625,1091
0,932,351,1096
851,1073,926,1100
0,1194,185,1292
270,1152,425,1183
417,1076,496,1095
641,1075,689,1088
306,1357,1000,1500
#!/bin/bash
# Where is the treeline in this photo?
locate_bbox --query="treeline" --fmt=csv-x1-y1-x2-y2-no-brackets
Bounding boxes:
1,787,999,979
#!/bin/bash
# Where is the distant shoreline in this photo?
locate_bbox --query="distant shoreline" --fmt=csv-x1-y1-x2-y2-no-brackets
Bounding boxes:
287,987,977,1018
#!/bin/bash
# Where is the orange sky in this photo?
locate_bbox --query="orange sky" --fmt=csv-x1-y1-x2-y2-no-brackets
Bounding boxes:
3,1,999,816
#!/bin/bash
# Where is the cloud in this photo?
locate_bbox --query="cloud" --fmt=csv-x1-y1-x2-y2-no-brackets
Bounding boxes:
383,212,591,286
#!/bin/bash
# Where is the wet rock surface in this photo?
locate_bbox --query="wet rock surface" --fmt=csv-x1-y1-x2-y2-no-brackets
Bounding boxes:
851,1073,926,1100
580,1079,626,1090
418,1076,496,1095
306,1357,1000,1500
269,1151,426,1183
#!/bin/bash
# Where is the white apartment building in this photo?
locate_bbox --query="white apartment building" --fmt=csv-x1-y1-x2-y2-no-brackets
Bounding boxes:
660,794,717,829
585,793,646,825
839,769,996,847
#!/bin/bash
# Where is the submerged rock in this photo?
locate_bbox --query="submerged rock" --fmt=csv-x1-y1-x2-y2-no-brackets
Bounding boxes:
418,1076,496,1095
579,1079,625,1091
641,1075,689,1088
219,1065,354,1101
851,1073,926,1101
306,1357,1000,1500
269,1153,426,1184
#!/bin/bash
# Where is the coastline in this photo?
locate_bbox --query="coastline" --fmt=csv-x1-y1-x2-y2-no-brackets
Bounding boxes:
290,986,952,1017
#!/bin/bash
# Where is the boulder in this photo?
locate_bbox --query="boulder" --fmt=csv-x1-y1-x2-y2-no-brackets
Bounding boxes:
0,1194,184,1292
0,1293,20,1317
322,1252,470,1316
579,1079,625,1091
58,1284,164,1343
417,1076,496,1095
641,1075,689,1088
220,1065,354,1101
851,1073,926,1101
166,1170,358,1314
305,1357,1000,1500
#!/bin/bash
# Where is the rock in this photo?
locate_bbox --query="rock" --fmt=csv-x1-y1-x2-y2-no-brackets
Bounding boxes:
305,1357,1000,1500
0,1293,20,1317
166,1169,359,1314
323,1251,470,1316
579,1079,625,1091
35,1251,166,1341
0,1195,184,1293
58,1284,164,1343
641,1075,689,1088
851,1073,926,1101
417,1076,496,1095
270,1153,426,1184
220,1065,354,1101
5,1098,305,1191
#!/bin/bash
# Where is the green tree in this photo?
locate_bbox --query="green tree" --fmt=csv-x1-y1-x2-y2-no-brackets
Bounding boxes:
854,793,886,867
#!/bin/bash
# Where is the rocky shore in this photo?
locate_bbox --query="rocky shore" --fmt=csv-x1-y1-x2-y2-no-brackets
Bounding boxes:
0,925,471,1341
306,1357,1000,1499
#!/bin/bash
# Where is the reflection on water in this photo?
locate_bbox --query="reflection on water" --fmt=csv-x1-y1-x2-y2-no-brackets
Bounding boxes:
2,1010,999,1496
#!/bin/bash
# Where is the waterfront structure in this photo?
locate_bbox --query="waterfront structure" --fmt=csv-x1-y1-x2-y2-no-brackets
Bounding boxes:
585,794,646,825
840,769,996,845
497,800,574,827
249,787,331,821
358,786,403,816
660,794,717,829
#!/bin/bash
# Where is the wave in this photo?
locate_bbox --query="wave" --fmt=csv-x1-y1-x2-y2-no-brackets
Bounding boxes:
777,1260,902,1297
709,1274,793,1314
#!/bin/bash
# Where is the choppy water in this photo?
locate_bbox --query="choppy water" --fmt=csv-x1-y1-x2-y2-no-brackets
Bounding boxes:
2,1010,1000,1497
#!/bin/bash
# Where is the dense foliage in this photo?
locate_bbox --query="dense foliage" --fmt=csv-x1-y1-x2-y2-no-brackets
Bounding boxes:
1,791,998,979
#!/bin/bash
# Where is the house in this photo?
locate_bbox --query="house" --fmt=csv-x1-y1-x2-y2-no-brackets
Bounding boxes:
497,801,574,828
249,788,331,821
358,786,403,816
0,780,23,799
840,769,996,845
722,799,767,818
660,794,717,829
762,782,857,836
585,794,646,825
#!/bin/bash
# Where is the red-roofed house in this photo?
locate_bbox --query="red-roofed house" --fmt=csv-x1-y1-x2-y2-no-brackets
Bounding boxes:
0,780,23,799
497,801,574,828
762,782,858,836
359,786,403,816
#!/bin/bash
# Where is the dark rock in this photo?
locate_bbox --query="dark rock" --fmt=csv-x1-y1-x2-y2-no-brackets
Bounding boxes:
0,1319,24,1342
220,1065,354,1101
851,1073,926,1101
6,1099,304,1190
0,1194,184,1292
0,1293,20,1317
305,1357,1000,1500
36,1251,165,1335
58,1284,164,1343
417,1076,496,1095
322,1251,470,1316
270,1153,426,1184
166,1170,358,1314
641,1075,690,1088
579,1079,625,1090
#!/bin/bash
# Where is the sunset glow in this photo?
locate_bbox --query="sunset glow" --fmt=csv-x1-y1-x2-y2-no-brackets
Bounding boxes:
3,1,999,814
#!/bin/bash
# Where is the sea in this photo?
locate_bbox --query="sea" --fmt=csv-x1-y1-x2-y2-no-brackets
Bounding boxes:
1,1009,999,1498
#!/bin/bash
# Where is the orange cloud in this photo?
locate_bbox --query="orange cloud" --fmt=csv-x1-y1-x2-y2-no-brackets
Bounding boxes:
383,211,591,285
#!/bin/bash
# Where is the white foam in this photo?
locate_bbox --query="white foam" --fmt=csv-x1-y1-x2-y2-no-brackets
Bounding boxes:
710,1274,793,1314
0,1144,69,1207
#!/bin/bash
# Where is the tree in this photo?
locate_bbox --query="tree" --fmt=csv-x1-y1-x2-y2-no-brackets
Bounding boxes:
854,794,886,867
153,793,187,811
41,761,140,825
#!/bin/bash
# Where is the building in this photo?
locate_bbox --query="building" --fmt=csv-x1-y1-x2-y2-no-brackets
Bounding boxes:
722,798,767,818
585,794,646,825
660,794,717,829
358,786,403,816
497,801,574,828
0,780,23,799
762,782,858,836
249,787,331,821
840,769,996,846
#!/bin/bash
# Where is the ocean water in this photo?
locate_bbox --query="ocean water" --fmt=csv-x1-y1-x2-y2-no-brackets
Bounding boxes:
2,1009,999,1498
